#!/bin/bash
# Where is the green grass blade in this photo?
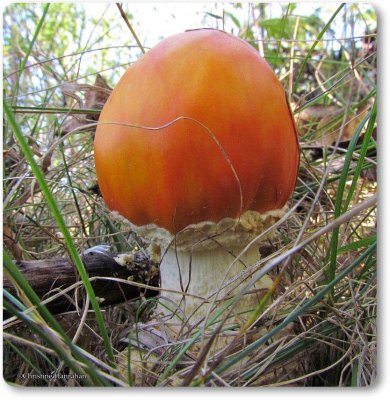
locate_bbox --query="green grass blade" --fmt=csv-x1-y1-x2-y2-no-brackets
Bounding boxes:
5,342,49,385
3,288,28,313
338,235,376,254
326,108,374,285
4,298,116,386
59,141,88,239
350,362,359,386
3,100,115,363
292,3,345,94
3,299,95,386
12,3,50,101
207,242,376,382
12,105,102,115
272,3,292,68
342,100,377,212
3,251,110,385
4,250,67,335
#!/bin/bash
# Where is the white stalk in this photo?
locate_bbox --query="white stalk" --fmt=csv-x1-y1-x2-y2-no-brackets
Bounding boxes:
157,242,273,328
119,208,285,331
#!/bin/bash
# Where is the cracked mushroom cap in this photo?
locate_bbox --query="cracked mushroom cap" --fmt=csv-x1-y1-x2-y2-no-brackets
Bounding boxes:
94,29,299,243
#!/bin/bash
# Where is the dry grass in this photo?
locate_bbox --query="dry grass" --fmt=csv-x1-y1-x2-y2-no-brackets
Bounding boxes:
3,3,377,387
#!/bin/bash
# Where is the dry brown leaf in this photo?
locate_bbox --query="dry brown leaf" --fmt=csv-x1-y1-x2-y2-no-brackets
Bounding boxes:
60,74,112,135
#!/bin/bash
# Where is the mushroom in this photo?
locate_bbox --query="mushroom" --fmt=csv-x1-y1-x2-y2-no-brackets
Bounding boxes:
94,29,299,331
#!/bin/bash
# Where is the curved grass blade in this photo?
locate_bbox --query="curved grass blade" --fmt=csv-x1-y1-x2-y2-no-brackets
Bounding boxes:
3,299,95,386
292,3,345,94
342,100,377,212
326,105,375,285
12,3,50,101
271,3,293,68
3,251,109,385
4,251,67,335
205,242,376,382
3,100,115,363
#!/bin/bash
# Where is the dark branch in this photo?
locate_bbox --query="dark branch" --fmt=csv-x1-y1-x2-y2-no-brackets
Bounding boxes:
4,251,160,315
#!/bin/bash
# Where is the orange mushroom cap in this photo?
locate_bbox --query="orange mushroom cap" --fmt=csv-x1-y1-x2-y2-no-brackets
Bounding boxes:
94,29,299,234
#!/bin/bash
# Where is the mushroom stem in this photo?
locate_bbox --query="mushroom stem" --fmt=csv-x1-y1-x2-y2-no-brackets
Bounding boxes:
157,242,273,329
